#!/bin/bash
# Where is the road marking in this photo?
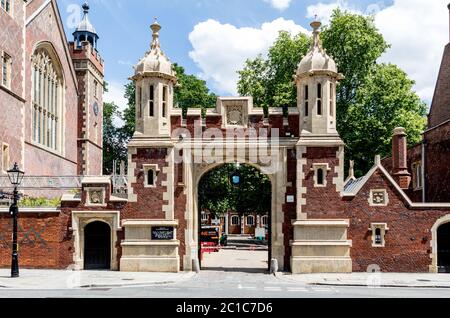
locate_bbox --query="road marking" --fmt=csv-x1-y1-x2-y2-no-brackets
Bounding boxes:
238,284,257,290
264,287,282,292
312,288,333,293
287,288,309,292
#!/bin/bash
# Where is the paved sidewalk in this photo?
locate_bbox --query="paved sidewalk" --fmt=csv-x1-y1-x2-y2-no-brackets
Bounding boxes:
0,269,196,290
278,272,450,288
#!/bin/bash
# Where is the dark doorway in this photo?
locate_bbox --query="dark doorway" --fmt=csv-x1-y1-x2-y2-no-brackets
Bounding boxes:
84,221,111,270
438,222,450,273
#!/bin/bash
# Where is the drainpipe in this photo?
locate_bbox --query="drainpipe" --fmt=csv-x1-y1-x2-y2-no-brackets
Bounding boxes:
422,138,427,203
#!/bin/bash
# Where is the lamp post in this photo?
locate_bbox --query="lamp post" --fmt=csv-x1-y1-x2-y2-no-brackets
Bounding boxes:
7,163,25,278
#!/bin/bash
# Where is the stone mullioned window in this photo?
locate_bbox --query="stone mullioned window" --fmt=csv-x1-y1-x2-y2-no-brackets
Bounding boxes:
31,49,63,152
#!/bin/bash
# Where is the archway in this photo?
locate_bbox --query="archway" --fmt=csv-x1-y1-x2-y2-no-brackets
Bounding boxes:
84,221,111,270
197,163,272,273
438,222,450,273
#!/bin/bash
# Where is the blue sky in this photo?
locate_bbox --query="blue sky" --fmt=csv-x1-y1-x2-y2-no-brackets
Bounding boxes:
56,0,449,121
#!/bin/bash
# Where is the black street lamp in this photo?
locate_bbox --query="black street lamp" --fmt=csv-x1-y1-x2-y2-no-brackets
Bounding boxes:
7,162,25,278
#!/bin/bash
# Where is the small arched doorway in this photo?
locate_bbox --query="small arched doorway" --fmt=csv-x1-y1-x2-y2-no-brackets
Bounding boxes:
438,222,450,273
84,221,111,270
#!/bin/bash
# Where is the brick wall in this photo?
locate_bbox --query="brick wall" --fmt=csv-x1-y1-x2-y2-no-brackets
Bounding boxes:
121,148,169,220
429,43,450,128
345,169,450,272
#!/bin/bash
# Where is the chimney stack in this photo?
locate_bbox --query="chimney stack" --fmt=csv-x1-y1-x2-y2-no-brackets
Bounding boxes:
448,3,450,42
392,127,411,189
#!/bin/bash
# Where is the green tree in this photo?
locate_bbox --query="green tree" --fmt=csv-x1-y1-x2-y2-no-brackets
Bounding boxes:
198,164,271,217
347,64,427,174
237,9,427,175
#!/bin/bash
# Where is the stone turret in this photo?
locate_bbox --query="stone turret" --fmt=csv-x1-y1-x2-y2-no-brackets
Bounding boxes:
296,20,344,136
131,19,177,138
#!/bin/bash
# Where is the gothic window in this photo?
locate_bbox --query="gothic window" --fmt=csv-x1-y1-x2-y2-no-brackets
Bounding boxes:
370,223,389,247
1,0,11,14
304,85,309,117
317,83,322,116
330,82,334,117
137,86,142,117
31,48,63,151
1,52,11,89
162,86,167,118
94,80,98,99
147,169,154,186
317,168,324,185
312,164,329,187
247,215,255,227
231,215,240,226
149,85,154,117
143,164,159,188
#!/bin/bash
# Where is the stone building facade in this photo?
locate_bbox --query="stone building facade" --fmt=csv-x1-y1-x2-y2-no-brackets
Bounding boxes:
0,0,103,177
0,5,449,274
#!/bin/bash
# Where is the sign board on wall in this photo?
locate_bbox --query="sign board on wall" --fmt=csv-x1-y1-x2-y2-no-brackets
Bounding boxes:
151,227,174,240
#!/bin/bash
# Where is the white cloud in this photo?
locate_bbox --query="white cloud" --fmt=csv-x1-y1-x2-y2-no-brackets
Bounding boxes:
264,0,292,11
189,18,307,95
306,0,448,104
104,80,128,127
375,0,448,103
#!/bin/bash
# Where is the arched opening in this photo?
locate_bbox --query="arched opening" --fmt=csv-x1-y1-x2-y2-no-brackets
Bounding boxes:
438,222,450,273
197,163,272,273
84,221,111,270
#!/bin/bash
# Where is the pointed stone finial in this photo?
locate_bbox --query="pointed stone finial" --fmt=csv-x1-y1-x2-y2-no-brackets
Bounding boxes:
349,160,355,180
310,17,322,51
150,18,161,50
82,1,89,14
375,155,381,166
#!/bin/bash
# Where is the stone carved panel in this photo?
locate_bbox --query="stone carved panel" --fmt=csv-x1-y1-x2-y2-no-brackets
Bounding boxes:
226,105,244,126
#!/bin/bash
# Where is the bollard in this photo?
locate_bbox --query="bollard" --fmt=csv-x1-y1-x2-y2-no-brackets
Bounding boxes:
270,259,278,275
192,258,201,273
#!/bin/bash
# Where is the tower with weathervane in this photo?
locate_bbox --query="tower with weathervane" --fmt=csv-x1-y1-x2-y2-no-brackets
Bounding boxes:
69,2,104,175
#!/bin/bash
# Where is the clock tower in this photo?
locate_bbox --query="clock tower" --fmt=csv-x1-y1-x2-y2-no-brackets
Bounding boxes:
70,2,104,175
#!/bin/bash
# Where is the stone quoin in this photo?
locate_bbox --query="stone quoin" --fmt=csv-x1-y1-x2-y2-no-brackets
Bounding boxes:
0,1,449,274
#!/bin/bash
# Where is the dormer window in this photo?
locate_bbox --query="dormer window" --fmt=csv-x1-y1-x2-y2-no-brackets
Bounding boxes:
149,85,154,117
162,86,167,118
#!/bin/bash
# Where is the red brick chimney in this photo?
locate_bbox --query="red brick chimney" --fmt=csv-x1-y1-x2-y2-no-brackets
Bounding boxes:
392,127,411,189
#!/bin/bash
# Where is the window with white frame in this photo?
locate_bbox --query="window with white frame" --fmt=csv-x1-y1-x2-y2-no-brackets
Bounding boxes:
2,51,12,89
143,164,159,187
312,164,329,187
412,161,423,190
2,143,9,174
231,215,240,226
31,48,62,151
370,223,389,247
261,215,268,226
1,0,11,14
246,215,255,227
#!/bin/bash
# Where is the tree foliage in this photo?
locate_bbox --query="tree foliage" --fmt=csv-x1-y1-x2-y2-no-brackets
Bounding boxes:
237,9,427,175
198,164,271,217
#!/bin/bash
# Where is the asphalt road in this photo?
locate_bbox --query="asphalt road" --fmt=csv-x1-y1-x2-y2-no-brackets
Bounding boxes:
1,271,450,298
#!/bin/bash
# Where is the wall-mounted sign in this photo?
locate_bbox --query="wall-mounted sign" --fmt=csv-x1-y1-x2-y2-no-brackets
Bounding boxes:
286,195,295,203
151,227,174,240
